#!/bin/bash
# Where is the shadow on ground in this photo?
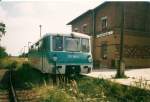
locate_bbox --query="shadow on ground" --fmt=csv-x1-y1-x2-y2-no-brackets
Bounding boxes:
12,63,51,89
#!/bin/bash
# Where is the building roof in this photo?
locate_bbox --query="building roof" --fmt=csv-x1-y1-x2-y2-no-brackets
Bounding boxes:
66,2,108,25
67,10,93,25
66,1,150,25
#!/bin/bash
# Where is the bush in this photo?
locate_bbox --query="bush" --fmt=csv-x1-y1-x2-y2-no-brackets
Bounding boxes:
13,63,45,88
0,46,8,68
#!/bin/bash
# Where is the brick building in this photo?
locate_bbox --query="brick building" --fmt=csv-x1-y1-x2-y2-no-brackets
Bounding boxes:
67,2,150,68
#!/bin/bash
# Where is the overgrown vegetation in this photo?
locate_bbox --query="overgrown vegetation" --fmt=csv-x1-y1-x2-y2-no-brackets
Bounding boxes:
0,57,13,68
37,75,150,102
9,61,150,102
0,22,8,68
0,22,7,66
0,57,25,69
13,63,47,88
77,77,150,102
40,87,77,102
0,46,8,67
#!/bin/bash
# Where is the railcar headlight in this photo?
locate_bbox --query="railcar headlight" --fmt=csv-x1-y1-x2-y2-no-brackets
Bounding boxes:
88,56,92,63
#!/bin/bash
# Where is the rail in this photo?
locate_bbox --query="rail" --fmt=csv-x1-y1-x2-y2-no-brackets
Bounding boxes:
9,69,18,102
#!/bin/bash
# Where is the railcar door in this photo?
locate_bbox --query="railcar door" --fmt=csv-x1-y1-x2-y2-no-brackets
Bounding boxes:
41,37,50,73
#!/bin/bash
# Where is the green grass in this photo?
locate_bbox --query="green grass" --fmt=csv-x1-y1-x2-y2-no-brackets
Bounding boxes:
0,57,26,69
0,57,14,68
41,88,77,102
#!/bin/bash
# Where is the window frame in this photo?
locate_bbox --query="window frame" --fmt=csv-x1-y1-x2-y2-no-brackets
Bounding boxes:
101,16,108,32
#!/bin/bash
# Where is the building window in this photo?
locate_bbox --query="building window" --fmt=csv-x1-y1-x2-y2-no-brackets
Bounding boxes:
74,28,78,32
82,24,87,33
101,43,108,59
101,16,108,31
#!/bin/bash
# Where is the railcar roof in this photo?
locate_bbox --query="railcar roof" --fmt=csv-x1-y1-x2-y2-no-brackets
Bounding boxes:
31,32,91,46
44,32,90,38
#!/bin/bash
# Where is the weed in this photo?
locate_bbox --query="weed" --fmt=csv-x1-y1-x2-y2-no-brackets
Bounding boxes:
131,76,150,90
40,86,78,102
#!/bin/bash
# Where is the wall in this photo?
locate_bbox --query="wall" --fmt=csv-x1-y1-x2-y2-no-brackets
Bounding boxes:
95,2,118,34
71,13,93,35
124,31,150,68
94,31,120,68
124,2,148,31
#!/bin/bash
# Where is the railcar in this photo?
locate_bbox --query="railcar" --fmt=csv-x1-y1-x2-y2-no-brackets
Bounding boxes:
28,32,93,75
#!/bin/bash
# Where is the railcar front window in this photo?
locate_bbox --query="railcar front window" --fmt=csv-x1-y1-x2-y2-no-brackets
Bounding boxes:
65,37,80,52
53,36,63,51
81,38,89,52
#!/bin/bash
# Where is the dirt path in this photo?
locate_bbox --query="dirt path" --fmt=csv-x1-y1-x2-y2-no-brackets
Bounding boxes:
84,68,150,90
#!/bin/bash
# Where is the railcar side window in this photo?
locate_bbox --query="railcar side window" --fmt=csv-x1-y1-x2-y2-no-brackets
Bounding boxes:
38,41,42,51
81,38,89,52
31,45,33,50
52,36,63,51
35,42,39,51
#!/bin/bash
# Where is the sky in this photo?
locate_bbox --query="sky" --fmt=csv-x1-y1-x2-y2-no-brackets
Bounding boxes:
0,0,104,56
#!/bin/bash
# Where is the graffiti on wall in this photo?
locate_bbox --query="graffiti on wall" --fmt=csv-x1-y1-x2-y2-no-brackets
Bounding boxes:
124,45,150,58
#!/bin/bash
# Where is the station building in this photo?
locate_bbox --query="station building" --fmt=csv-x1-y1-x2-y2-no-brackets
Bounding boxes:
67,2,150,68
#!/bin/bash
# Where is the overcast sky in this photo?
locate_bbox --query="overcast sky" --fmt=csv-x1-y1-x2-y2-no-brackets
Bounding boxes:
0,0,104,56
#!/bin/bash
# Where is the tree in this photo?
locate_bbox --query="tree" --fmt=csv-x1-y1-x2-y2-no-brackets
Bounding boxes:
0,22,6,41
0,46,8,58
0,22,7,59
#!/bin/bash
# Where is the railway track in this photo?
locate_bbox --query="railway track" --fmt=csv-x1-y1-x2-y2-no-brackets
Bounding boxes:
0,91,9,102
0,67,18,102
16,90,41,102
9,69,18,102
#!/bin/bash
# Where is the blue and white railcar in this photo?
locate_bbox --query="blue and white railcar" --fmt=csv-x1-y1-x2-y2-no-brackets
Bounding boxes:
28,32,93,75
